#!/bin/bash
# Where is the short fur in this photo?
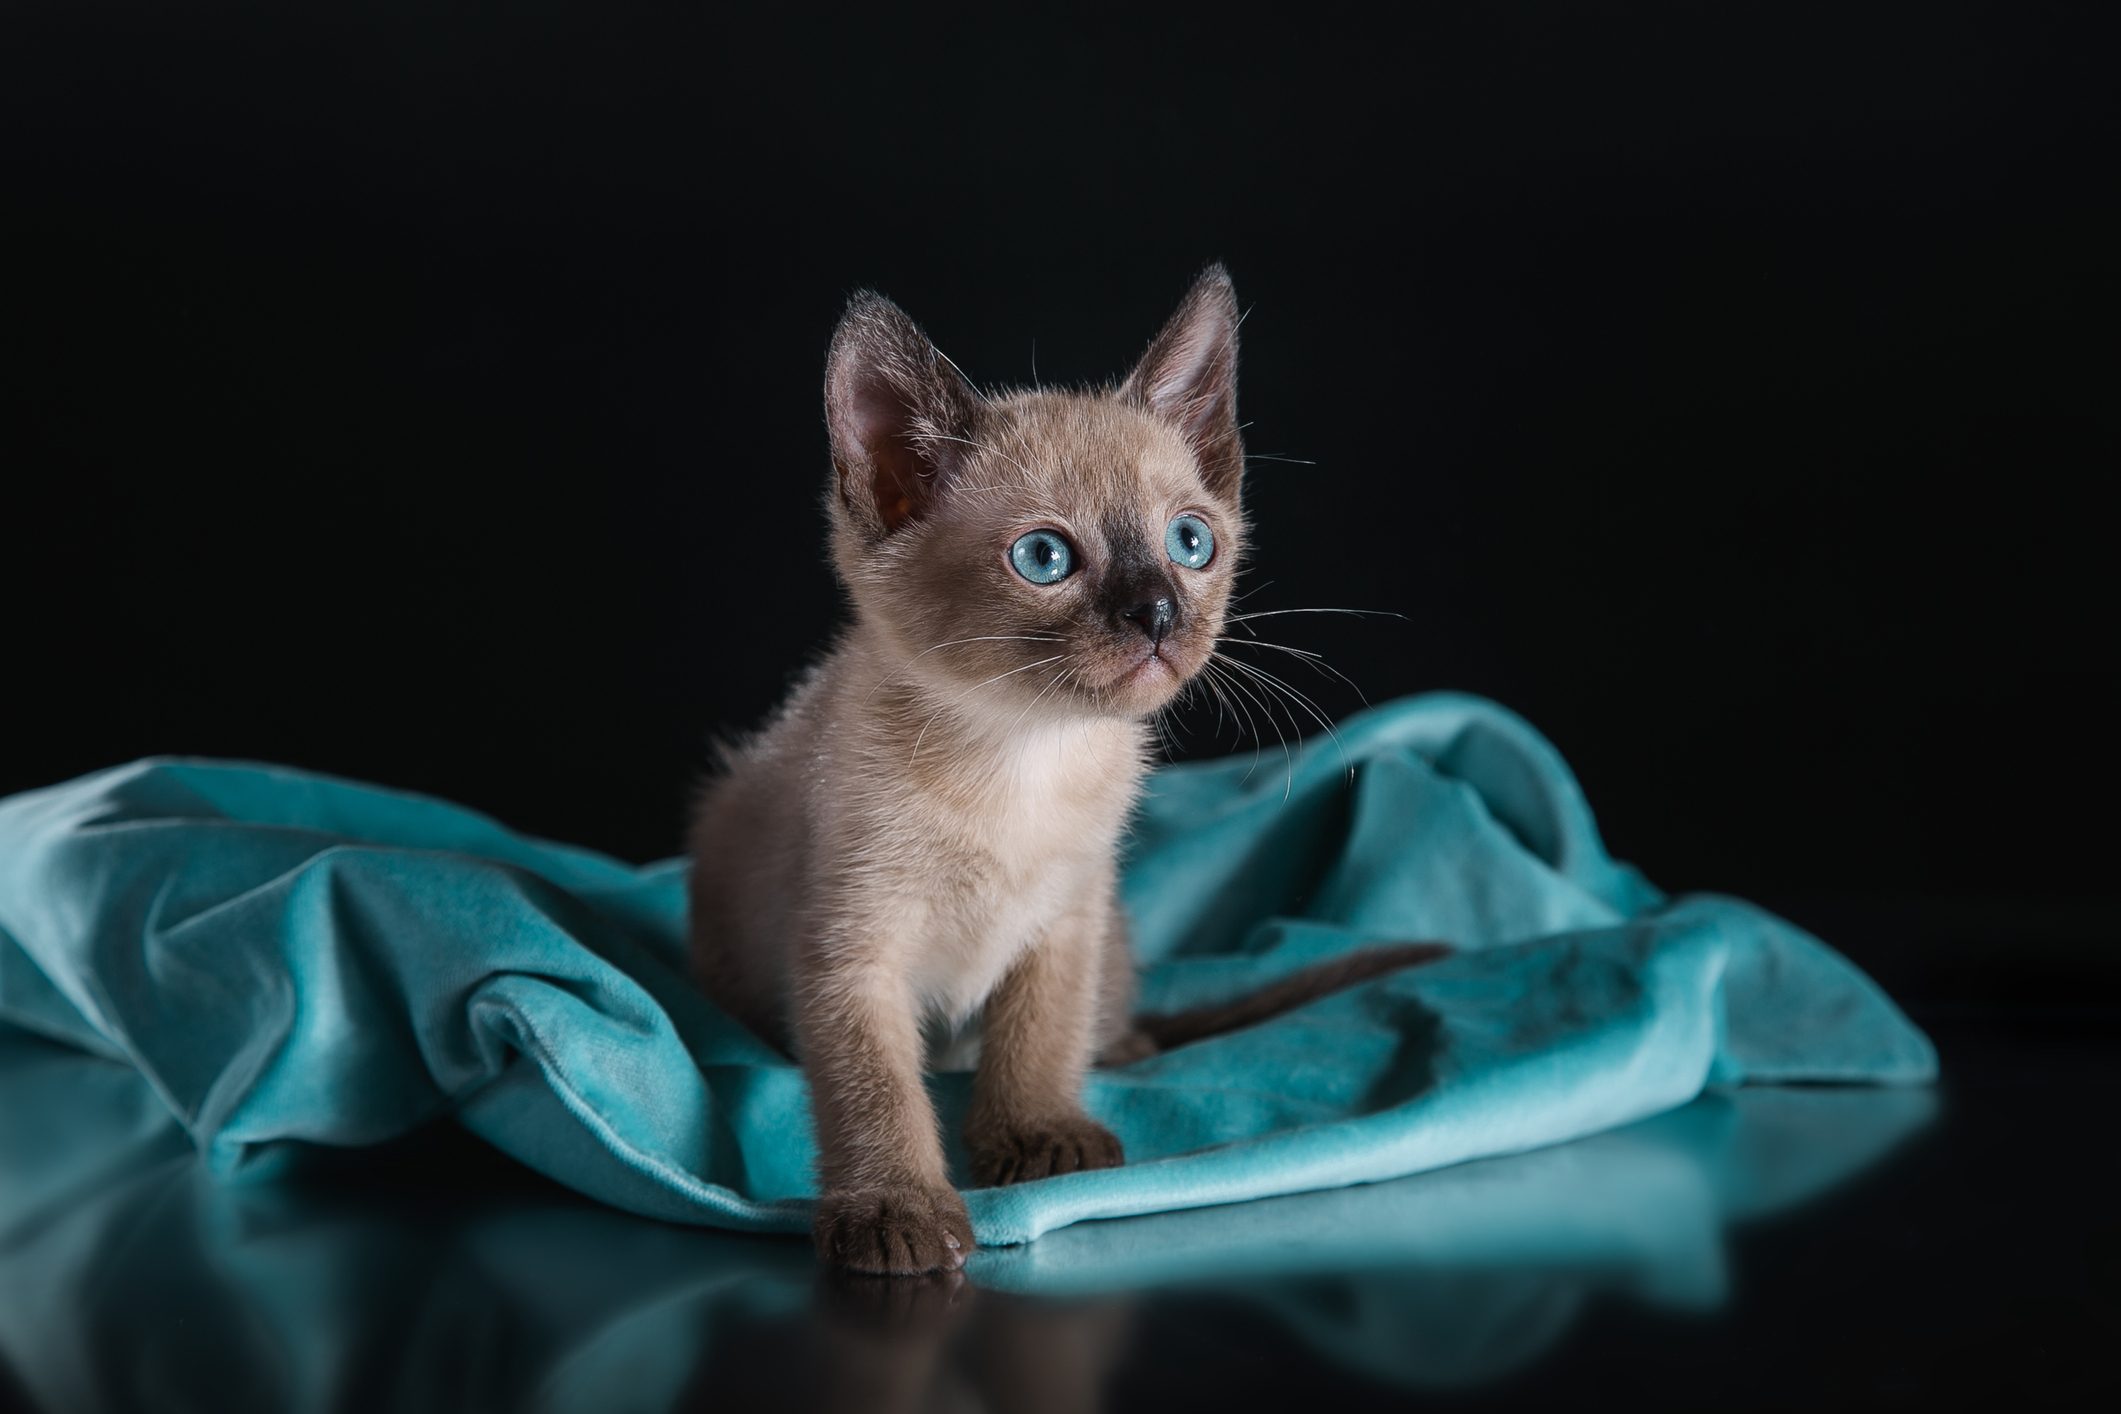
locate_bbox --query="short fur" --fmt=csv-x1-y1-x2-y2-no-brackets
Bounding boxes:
689,269,1433,1275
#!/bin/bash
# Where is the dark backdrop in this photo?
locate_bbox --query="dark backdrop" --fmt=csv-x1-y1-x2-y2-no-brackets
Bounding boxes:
4,3,2111,1004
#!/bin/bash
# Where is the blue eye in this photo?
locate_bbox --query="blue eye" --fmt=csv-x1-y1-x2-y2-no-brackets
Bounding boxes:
1165,514,1215,569
1009,529,1076,584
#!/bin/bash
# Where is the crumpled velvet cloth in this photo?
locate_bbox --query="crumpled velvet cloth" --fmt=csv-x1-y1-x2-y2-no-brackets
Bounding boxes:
0,694,1934,1245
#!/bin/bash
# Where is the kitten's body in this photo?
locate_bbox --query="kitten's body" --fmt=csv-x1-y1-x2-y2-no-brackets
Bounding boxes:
689,622,1148,1057
686,271,1436,1275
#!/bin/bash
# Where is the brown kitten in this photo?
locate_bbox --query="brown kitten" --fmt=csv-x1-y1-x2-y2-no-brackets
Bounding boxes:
688,269,1448,1275
688,268,1244,1275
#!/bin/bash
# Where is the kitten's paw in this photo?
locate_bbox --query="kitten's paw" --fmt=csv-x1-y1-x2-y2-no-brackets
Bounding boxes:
813,1183,974,1275
968,1112,1125,1187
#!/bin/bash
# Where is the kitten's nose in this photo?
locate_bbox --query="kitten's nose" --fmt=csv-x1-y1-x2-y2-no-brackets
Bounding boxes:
1120,595,1179,645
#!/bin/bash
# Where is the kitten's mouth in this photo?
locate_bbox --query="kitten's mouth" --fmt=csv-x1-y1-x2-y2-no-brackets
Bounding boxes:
1110,649,1178,691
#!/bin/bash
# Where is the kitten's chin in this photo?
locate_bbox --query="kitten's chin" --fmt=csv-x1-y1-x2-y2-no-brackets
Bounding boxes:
1096,651,1191,716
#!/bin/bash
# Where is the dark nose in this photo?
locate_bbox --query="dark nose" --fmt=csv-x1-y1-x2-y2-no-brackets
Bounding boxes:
1120,594,1179,645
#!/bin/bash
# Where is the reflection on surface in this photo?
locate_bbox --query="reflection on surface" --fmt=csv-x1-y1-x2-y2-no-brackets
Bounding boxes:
0,1029,1930,1412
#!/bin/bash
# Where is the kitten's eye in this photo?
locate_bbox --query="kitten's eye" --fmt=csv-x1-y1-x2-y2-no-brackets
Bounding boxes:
1165,514,1215,570
1009,529,1076,585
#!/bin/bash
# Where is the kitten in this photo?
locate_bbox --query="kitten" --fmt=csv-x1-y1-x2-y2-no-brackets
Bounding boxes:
687,268,1442,1275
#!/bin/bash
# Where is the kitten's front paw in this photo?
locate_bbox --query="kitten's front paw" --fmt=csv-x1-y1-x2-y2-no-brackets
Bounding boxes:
813,1183,974,1275
968,1112,1125,1187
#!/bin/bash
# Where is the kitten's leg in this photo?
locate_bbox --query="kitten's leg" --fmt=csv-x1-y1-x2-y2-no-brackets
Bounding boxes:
799,950,974,1275
965,905,1126,1186
1091,905,1160,1068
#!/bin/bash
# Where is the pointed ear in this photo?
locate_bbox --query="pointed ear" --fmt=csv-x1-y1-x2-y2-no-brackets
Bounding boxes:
1121,264,1243,500
825,292,983,537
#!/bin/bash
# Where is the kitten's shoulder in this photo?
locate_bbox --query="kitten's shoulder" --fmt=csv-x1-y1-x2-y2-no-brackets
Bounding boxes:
701,631,858,777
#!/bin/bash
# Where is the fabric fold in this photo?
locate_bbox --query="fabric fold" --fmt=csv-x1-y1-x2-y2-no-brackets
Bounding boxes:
0,694,1934,1244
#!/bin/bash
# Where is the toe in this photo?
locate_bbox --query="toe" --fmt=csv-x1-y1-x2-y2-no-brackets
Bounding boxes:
814,1185,974,1275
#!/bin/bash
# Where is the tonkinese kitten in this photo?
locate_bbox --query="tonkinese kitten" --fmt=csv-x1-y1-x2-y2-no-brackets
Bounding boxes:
687,268,1441,1274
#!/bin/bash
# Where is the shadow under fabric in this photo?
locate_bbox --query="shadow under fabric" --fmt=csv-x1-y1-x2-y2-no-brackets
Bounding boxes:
0,693,1936,1245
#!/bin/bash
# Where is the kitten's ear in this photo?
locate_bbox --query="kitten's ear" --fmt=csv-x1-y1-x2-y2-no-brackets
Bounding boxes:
1121,264,1243,500
825,292,983,536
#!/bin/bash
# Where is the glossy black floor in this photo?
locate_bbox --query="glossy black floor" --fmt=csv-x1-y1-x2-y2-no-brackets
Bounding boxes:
2,1000,2112,1412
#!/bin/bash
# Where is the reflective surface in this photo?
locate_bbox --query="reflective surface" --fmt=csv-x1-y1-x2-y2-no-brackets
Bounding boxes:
2,1009,2112,1411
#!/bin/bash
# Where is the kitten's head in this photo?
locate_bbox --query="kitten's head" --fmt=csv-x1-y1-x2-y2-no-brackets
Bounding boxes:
823,267,1245,721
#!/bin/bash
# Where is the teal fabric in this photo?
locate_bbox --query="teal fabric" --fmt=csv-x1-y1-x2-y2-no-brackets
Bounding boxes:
0,693,1935,1246
0,1025,1934,1407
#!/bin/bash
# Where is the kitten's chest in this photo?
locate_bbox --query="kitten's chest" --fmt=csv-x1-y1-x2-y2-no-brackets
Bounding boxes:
899,730,1137,1013
910,847,1108,1021
904,720,1139,864
980,743,1129,856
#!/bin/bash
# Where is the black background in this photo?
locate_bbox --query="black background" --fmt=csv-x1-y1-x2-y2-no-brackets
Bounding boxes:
5,2,2112,1005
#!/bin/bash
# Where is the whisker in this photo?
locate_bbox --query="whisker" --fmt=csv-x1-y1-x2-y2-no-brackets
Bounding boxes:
947,482,1047,496
1206,655,1293,799
909,654,1065,762
1007,417,1062,508
1214,652,1355,785
1200,659,1260,764
1196,654,1233,740
1000,658,1075,740
863,635,1065,706
1217,635,1372,707
932,346,984,400
1191,662,1246,757
918,430,1040,484
1201,662,1263,787
961,654,1068,696
1225,607,1407,624
922,634,1064,653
